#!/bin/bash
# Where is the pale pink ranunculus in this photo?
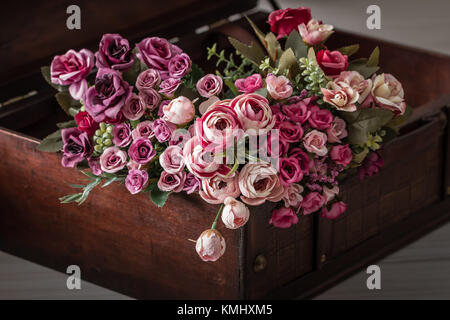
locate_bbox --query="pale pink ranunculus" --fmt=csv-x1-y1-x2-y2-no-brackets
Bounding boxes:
301,192,326,215
196,229,226,262
335,71,372,104
323,185,339,203
183,136,230,178
157,171,186,192
221,197,250,229
330,144,352,166
321,81,359,112
367,73,406,115
298,19,334,45
99,146,127,173
122,93,146,121
321,201,347,219
308,105,333,130
235,74,263,94
269,207,298,229
159,145,184,174
199,96,220,115
266,73,293,100
283,183,304,208
125,169,149,195
196,74,223,98
239,162,286,206
199,173,240,204
303,130,328,156
163,96,195,125
326,116,348,143
231,93,275,134
131,120,154,140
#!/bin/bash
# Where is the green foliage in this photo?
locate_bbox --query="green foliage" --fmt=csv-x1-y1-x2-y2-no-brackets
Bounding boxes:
56,120,77,129
55,92,82,116
337,44,360,57
122,48,147,85
299,49,328,102
41,66,67,92
146,180,169,208
348,47,380,78
183,63,205,89
277,48,301,78
228,37,265,66
37,129,63,152
285,30,308,58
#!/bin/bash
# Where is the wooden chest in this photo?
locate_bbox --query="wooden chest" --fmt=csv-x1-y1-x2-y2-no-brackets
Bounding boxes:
1,1,450,299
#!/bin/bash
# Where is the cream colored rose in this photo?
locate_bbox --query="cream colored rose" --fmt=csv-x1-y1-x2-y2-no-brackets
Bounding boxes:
298,19,334,45
335,71,372,104
321,81,359,112
370,73,406,115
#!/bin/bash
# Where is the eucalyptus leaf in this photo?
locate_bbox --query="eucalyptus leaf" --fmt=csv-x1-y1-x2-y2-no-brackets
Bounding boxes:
174,83,198,100
285,30,307,58
278,48,300,77
37,129,62,152
386,105,413,129
337,44,360,57
228,37,265,66
55,92,82,116
348,59,379,78
183,63,205,88
245,16,267,48
265,32,283,62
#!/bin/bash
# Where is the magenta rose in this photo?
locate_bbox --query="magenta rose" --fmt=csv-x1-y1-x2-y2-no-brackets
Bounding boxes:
234,74,263,94
183,173,201,194
152,119,176,143
84,68,132,122
136,68,161,93
282,99,312,124
74,111,98,136
359,151,384,180
112,122,132,147
61,127,93,168
159,78,181,97
279,157,303,187
50,49,94,100
269,207,299,228
308,105,333,130
168,53,191,79
131,120,154,140
301,192,326,215
125,169,149,195
157,171,186,192
196,74,223,98
104,111,125,125
317,50,349,77
288,148,310,173
278,121,304,143
95,33,133,71
321,201,347,219
99,147,127,173
122,93,145,121
267,7,312,38
330,144,352,166
128,138,156,165
327,117,348,143
159,145,185,174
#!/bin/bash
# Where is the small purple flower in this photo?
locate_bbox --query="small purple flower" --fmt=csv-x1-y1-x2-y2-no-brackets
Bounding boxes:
139,89,161,111
159,78,181,97
122,93,145,121
125,169,149,195
84,68,132,122
128,138,156,164
183,173,201,194
152,119,176,143
61,128,93,168
95,33,134,71
112,123,132,147
131,120,154,140
168,53,191,79
136,69,161,92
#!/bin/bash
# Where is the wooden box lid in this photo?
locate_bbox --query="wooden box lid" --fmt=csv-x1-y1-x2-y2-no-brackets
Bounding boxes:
0,0,257,82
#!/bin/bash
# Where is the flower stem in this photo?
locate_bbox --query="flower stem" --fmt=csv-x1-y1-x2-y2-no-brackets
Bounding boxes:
211,204,225,230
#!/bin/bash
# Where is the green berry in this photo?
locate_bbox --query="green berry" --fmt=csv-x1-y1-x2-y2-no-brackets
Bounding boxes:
104,139,112,146
106,126,113,134
96,138,103,145
94,145,103,153
95,129,102,136
99,122,106,132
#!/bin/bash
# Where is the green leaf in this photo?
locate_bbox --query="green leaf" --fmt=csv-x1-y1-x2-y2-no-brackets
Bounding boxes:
278,48,300,77
254,88,268,97
102,176,119,188
55,92,82,116
348,59,379,78
245,16,267,48
183,63,205,88
228,37,265,66
386,104,413,129
37,129,63,152
174,83,198,100
337,44,360,57
307,47,318,64
367,46,380,67
285,30,307,58
265,32,283,62
56,120,77,129
122,48,147,85
150,184,170,208
41,66,66,92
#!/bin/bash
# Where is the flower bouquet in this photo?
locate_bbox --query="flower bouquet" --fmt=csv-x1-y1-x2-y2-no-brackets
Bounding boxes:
38,6,410,262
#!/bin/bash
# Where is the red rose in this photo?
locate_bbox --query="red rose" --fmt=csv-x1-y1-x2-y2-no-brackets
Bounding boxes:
316,50,348,76
267,7,311,38
74,111,98,136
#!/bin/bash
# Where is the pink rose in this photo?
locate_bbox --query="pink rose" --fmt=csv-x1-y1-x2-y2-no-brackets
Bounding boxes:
365,73,406,115
262,131,290,157
136,69,161,92
235,74,263,94
221,197,250,229
279,157,303,187
282,99,312,124
112,122,132,147
159,145,184,174
131,120,154,140
267,7,311,38
269,207,299,228
288,148,310,173
99,146,127,173
278,121,304,143
326,117,348,143
195,229,226,262
298,19,333,45
358,151,384,180
125,169,149,195
283,183,304,208
168,53,191,79
321,201,347,219
239,162,286,206
152,119,176,143
88,157,102,176
308,105,333,130
122,93,146,121
321,81,359,112
182,173,201,194
159,78,181,98
199,173,240,204
309,158,328,176
301,192,326,215
196,74,223,98
330,144,352,166
157,171,186,192
266,73,293,100
163,96,195,125
139,89,161,111
231,93,275,134
335,71,372,104
303,130,328,156
323,185,339,203
316,50,348,77
95,34,133,71
128,138,156,165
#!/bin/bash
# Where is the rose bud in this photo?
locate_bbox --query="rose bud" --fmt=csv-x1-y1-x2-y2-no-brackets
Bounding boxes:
195,229,226,262
162,96,195,125
221,197,250,229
